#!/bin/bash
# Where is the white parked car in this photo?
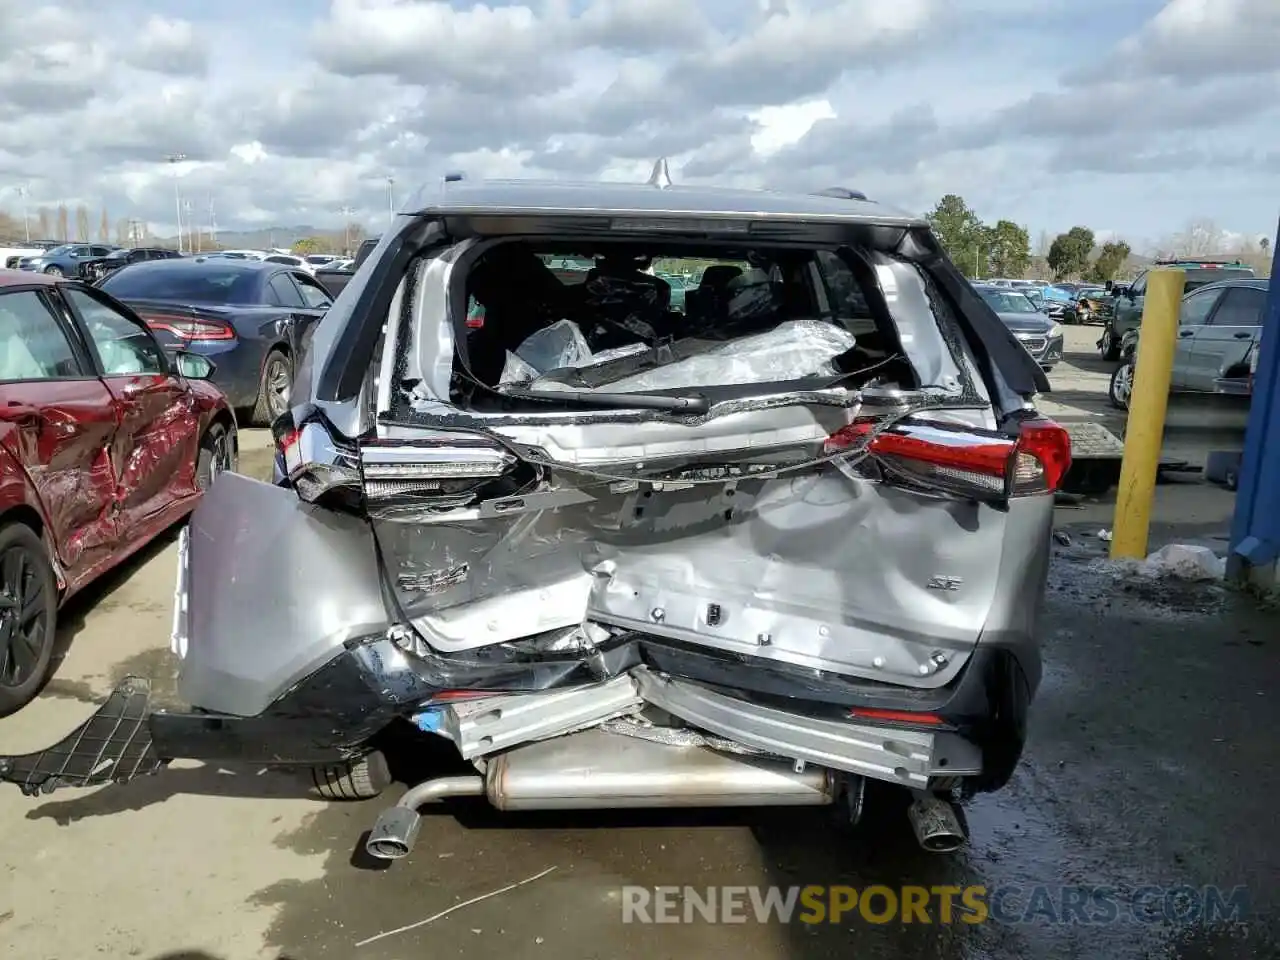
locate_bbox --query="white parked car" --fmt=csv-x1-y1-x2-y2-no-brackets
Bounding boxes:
212,249,267,261
263,253,315,274
2,241,59,269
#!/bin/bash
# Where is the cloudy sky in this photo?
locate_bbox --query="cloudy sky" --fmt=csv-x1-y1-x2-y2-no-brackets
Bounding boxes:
0,0,1276,249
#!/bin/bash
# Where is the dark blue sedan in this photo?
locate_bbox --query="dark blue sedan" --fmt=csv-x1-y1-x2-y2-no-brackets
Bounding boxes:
98,258,333,424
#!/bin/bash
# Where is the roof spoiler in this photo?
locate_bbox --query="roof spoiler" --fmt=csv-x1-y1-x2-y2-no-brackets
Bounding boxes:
812,186,868,201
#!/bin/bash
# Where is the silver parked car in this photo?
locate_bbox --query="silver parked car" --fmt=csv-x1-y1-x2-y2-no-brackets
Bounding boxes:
1109,278,1268,409
2,172,1068,858
973,285,1065,370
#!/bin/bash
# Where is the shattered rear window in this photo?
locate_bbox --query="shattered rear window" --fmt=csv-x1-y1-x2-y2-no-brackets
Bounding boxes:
431,238,971,413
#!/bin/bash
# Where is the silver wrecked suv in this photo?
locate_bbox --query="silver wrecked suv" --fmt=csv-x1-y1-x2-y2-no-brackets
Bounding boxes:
1,170,1068,858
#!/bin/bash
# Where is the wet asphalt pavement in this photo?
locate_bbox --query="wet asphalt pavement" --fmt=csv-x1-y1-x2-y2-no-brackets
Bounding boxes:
34,515,1274,960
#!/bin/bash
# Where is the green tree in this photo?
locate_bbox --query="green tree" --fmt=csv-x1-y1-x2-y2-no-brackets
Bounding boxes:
926,194,987,277
291,236,327,256
1086,240,1131,283
1046,226,1095,280
986,220,1031,278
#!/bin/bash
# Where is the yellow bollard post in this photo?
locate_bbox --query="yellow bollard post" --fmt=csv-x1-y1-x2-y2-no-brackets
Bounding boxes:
1110,268,1186,559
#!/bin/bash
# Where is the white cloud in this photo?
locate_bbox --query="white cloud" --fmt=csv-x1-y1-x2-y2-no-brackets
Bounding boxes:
749,100,837,156
0,0,1275,247
230,142,269,165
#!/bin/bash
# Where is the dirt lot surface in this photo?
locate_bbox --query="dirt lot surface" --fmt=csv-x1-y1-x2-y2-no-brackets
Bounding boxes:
2,327,1275,959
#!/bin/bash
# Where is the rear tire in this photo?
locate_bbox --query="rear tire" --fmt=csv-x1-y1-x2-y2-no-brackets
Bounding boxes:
43,265,63,277
310,751,392,801
1109,359,1134,410
1100,329,1122,362
0,522,59,717
250,349,292,427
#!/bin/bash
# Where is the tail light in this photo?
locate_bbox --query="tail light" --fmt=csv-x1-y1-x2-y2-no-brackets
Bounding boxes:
274,413,521,518
358,438,518,519
140,313,235,341
824,416,1071,500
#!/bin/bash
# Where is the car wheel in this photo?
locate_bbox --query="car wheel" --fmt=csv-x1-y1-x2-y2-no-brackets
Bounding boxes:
1100,329,1122,361
42,265,63,277
0,522,59,717
196,421,236,491
250,349,292,427
1109,359,1134,410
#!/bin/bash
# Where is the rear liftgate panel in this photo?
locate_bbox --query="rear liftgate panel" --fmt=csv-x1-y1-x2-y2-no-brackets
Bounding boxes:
364,404,1022,691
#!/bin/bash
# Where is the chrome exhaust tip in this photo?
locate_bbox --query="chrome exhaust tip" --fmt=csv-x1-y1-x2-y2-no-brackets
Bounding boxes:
365,806,421,860
907,794,967,854
365,775,485,862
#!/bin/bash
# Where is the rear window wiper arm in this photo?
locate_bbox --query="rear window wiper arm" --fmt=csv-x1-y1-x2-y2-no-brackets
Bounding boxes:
503,388,711,414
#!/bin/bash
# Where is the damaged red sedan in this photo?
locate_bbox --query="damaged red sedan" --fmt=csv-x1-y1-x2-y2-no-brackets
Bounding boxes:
0,270,237,714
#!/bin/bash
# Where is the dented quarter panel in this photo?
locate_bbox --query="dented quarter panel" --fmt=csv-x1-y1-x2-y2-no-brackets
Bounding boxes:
178,471,390,717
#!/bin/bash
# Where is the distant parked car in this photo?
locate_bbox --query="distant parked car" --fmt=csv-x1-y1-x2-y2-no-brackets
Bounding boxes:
312,238,382,298
974,284,1064,370
263,254,314,273
0,268,236,714
98,258,333,424
17,243,118,276
1108,278,1268,409
1100,260,1257,360
1034,285,1076,323
80,246,183,283
2,241,59,270
1060,286,1108,325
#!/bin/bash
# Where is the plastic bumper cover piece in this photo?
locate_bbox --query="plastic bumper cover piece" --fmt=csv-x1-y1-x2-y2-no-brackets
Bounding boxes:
0,677,165,796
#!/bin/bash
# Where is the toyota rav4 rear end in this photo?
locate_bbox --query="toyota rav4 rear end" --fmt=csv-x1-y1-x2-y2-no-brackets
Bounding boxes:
1,174,1066,857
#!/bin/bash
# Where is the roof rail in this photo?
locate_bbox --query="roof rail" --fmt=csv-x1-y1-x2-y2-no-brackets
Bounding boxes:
812,186,868,201
647,157,673,189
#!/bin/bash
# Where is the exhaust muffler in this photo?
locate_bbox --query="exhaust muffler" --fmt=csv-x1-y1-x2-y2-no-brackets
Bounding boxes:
907,792,968,853
365,729,834,861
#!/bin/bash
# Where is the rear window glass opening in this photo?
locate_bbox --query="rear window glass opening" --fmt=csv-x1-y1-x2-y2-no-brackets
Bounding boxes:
445,238,955,412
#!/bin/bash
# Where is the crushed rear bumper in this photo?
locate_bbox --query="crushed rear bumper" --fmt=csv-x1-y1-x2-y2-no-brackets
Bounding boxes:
0,634,1031,798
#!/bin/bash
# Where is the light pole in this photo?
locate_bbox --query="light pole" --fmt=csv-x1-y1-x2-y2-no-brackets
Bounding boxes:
165,153,186,253
386,176,395,223
340,205,355,253
183,199,195,252
16,184,30,243
208,195,217,250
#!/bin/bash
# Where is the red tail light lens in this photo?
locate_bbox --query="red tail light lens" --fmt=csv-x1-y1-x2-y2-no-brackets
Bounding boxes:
141,313,235,341
825,416,1071,499
1010,418,1072,495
